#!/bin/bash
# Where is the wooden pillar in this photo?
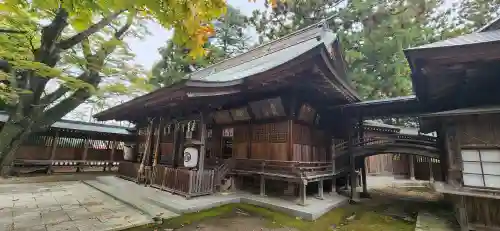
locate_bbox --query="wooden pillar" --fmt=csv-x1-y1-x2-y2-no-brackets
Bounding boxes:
331,177,337,194
299,180,307,206
48,130,60,174
172,122,180,167
361,159,368,196
429,158,435,183
287,94,297,161
457,196,469,231
199,112,208,173
317,180,324,200
409,155,415,180
445,123,461,187
349,120,359,202
107,137,117,171
260,175,266,196
153,118,164,167
110,137,117,162
77,138,89,172
138,119,154,183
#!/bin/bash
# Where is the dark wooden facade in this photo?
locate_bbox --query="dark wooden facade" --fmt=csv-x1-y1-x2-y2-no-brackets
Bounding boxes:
422,112,500,230
95,22,361,202
405,18,500,231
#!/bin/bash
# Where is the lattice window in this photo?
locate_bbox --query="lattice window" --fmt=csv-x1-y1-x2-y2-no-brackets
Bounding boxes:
252,124,268,142
462,149,500,189
268,122,288,143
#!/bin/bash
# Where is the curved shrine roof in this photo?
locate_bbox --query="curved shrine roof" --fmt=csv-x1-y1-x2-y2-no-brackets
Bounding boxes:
95,21,359,121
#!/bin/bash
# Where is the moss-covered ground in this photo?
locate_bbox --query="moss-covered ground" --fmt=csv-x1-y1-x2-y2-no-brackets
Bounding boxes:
126,187,454,231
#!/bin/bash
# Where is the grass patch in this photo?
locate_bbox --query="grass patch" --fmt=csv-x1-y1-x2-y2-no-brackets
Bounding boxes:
126,202,419,231
163,204,236,228
126,188,452,231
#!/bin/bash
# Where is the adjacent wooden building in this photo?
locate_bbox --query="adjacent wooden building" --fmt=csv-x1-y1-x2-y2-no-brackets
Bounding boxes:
404,20,500,231
0,111,135,174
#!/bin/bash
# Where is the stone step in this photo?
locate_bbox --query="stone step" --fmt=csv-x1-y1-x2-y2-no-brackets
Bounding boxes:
93,176,187,213
82,179,179,220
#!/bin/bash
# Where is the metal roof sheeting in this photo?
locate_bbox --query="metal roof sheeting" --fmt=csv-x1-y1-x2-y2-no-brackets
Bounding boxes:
0,111,131,135
407,30,500,51
188,28,336,83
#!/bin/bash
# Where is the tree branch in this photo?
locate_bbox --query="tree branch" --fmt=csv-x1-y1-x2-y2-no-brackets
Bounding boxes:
23,8,69,116
36,16,134,129
57,10,125,50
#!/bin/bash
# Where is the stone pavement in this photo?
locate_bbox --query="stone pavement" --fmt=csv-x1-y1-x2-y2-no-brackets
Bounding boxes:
85,176,349,221
0,181,152,231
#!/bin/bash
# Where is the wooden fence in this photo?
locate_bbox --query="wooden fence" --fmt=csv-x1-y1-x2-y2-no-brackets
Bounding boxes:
16,134,124,161
118,162,215,198
117,161,141,181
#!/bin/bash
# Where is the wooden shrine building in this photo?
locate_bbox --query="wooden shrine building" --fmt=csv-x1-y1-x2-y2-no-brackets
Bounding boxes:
95,22,362,202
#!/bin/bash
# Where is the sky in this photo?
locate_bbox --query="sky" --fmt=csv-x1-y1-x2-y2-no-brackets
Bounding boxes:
127,0,266,69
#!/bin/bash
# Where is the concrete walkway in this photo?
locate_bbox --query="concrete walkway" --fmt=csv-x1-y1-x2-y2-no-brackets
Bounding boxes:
0,181,153,231
367,176,431,189
85,176,349,221
415,212,457,231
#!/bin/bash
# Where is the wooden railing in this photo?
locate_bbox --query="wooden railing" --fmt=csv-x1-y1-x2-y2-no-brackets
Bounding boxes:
233,159,333,180
335,134,437,152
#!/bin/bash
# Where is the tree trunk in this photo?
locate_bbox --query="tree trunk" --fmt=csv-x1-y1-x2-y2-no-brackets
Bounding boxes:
0,121,32,176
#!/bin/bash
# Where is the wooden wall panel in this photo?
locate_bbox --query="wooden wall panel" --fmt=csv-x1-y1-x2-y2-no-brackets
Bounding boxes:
208,127,222,158
249,121,289,160
86,149,110,161
456,114,500,146
233,125,249,159
269,143,287,160
233,143,248,159
251,143,268,159
16,146,50,160
160,143,174,156
292,122,328,162
55,148,79,160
